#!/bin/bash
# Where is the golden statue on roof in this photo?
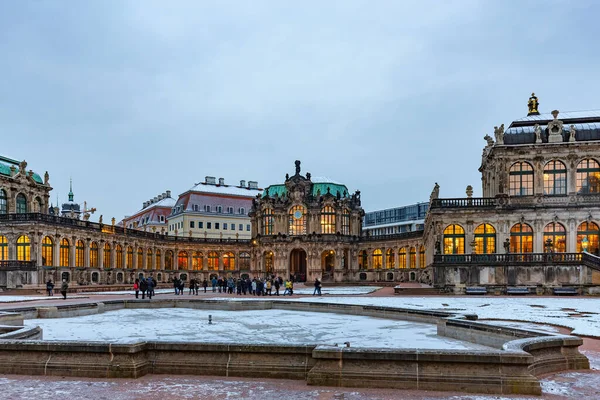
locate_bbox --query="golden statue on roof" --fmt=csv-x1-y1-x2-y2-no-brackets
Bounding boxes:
527,92,540,116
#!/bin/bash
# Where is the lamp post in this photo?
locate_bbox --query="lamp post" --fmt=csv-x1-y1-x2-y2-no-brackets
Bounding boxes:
582,236,589,253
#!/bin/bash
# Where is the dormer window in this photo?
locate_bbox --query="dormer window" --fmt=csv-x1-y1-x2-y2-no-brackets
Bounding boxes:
217,205,223,213
239,207,245,215
227,206,234,214
204,205,211,212
159,215,165,223
193,204,199,212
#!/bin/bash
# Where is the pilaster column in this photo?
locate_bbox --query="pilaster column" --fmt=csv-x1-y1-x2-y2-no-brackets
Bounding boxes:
98,241,104,269
84,239,90,268
70,236,76,267
53,235,60,267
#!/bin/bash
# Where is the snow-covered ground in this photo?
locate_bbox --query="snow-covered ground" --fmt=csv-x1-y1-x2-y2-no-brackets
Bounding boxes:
208,296,600,338
0,295,86,303
26,308,491,350
291,286,381,295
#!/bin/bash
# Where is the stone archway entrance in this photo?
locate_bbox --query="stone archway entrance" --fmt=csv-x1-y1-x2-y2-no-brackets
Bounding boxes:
290,249,307,282
321,250,335,281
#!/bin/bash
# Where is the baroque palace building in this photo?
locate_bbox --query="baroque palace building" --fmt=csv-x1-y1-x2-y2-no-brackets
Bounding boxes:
0,94,599,292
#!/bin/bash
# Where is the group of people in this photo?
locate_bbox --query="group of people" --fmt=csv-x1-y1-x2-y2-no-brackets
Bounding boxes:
132,276,157,299
46,279,69,299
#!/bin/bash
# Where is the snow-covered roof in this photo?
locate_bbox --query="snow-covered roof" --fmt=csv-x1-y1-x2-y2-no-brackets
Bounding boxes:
139,196,176,212
188,182,262,197
311,176,342,184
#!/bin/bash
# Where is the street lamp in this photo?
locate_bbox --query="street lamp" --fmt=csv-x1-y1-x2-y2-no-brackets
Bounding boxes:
582,236,589,253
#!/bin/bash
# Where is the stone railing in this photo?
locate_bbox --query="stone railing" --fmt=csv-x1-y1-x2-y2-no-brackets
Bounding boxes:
431,193,600,210
582,252,600,272
0,260,37,271
433,252,583,266
430,198,496,209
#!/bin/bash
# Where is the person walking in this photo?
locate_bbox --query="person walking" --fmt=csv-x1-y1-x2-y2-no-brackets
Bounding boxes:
178,278,185,295
202,279,208,293
146,276,154,300
211,277,217,293
251,279,257,296
313,278,322,296
60,279,69,300
46,280,54,296
133,279,140,299
189,278,195,295
266,279,272,296
273,278,280,296
173,278,180,295
140,277,148,299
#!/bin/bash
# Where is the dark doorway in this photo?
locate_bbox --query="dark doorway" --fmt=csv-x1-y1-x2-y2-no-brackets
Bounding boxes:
290,249,307,282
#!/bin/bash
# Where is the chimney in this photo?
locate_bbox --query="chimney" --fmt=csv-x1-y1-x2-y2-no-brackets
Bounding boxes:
143,201,148,208
158,194,163,201
153,196,158,203
205,176,216,185
240,180,246,187
248,181,258,189
166,190,171,198
218,178,225,186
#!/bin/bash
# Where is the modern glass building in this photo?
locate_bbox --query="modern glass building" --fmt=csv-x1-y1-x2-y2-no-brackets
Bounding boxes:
362,202,428,237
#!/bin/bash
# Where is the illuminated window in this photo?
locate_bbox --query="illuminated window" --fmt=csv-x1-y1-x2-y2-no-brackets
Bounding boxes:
223,252,235,270
192,251,203,270
409,247,416,268
385,249,394,269
544,161,567,195
164,250,173,270
398,247,407,268
509,162,534,196
239,252,250,270
264,251,273,273
262,208,274,235
75,240,85,267
178,251,188,269
147,249,153,269
288,205,307,235
126,246,133,269
474,223,496,254
0,236,8,260
419,245,426,268
137,248,143,269
577,222,600,253
544,223,566,253
16,193,27,214
576,159,600,194
0,189,7,214
155,249,161,269
103,243,111,268
90,242,99,267
443,224,465,254
60,238,70,267
341,209,350,235
16,235,30,261
208,251,219,270
510,223,534,253
42,236,53,266
358,250,368,269
372,249,382,269
115,245,123,268
320,206,336,234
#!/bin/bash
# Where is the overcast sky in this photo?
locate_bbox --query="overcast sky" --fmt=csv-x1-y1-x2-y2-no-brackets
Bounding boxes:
2,0,599,220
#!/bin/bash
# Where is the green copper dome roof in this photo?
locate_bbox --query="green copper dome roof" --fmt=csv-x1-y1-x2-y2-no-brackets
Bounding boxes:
264,177,350,199
0,156,44,184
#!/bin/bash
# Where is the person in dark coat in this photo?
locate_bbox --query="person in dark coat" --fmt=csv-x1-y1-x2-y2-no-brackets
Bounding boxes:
146,277,154,300
46,280,54,296
313,278,322,296
189,278,196,295
273,278,280,296
173,278,180,295
140,277,148,299
60,280,69,300
202,279,208,293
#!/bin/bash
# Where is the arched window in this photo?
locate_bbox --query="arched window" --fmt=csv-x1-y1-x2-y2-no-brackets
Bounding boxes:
372,249,382,269
239,252,250,270
147,249,153,269
385,249,394,269
544,161,567,195
178,251,188,269
510,223,534,253
264,251,274,273
115,244,123,269
288,205,307,235
358,250,368,269
509,162,534,196
320,206,336,234
42,236,53,266
443,224,465,254
577,222,600,253
155,249,161,269
103,243,111,268
137,248,143,269
576,159,600,194
474,224,496,254
208,251,219,270
90,242,99,267
262,208,274,235
16,235,30,261
16,193,27,214
192,251,203,270
60,238,70,267
126,246,133,269
75,240,85,267
341,209,350,235
164,250,174,270
0,189,7,214
544,222,566,253
410,247,416,268
223,252,235,270
419,245,426,268
0,236,8,260
398,247,407,268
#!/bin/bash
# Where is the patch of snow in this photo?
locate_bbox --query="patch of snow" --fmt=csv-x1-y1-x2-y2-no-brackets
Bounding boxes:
0,295,86,303
26,308,492,350
292,286,381,295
